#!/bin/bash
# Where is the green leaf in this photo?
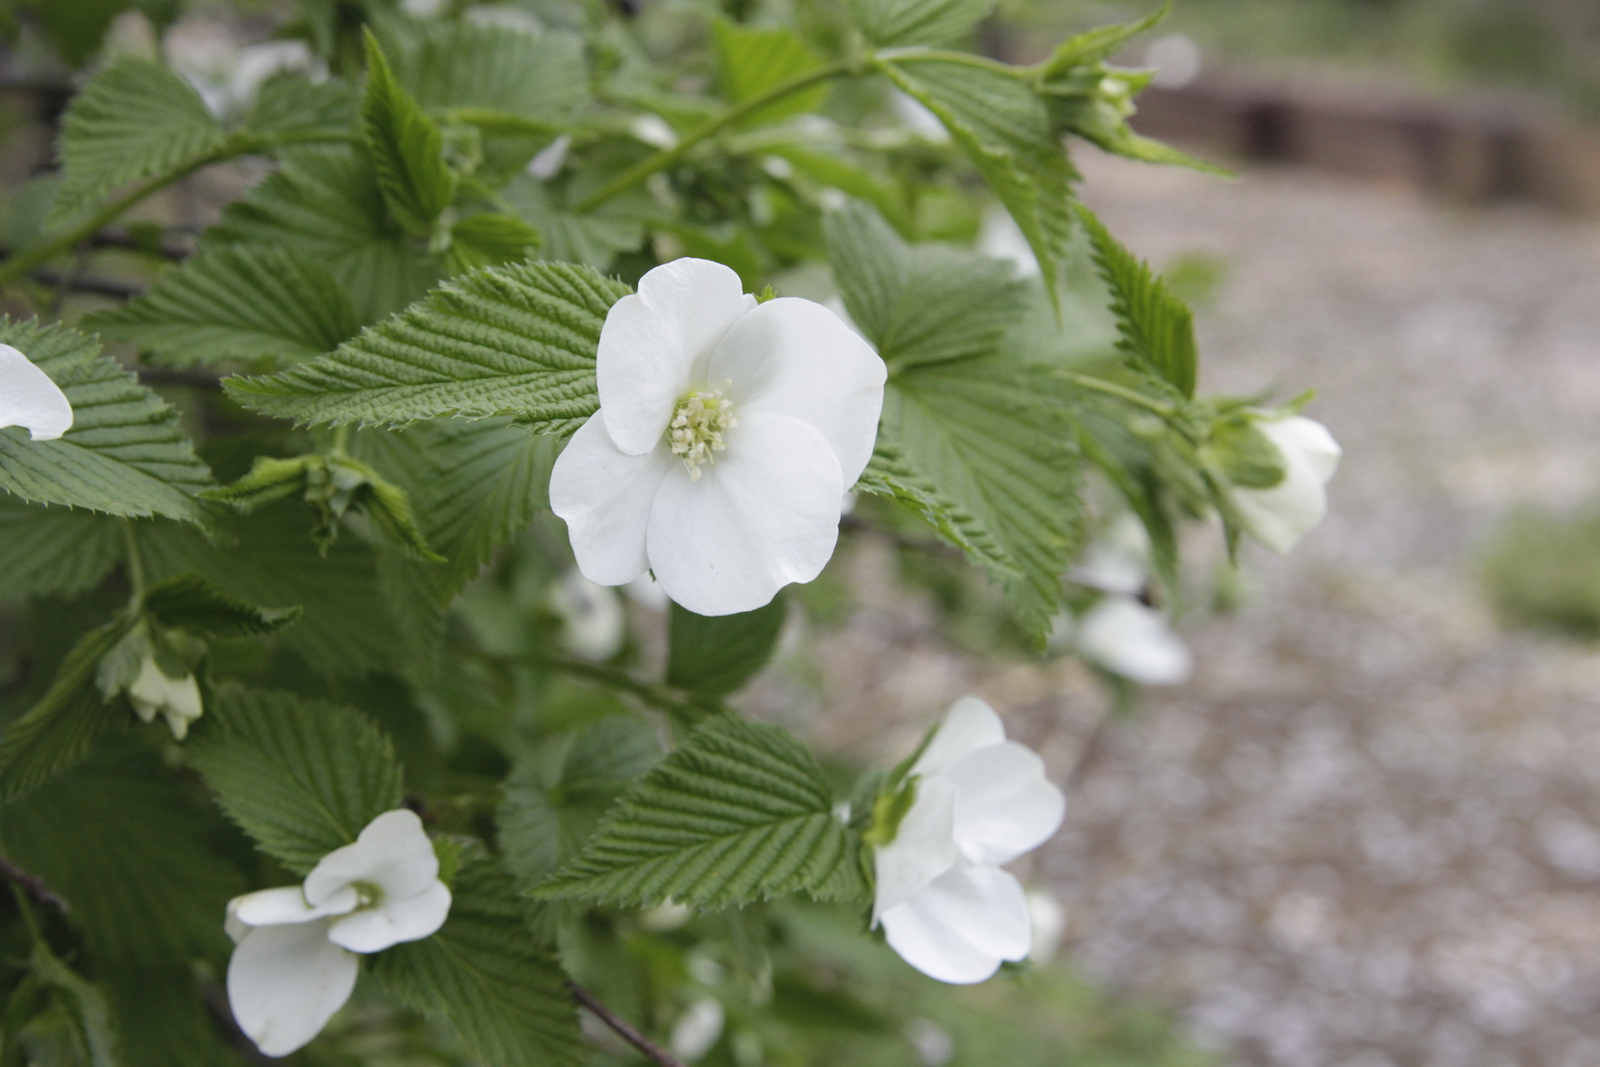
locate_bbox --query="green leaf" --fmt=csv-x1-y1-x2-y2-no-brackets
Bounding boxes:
854,439,1012,576
361,30,457,235
140,574,302,638
0,619,134,804
1037,6,1168,75
0,497,121,600
246,71,358,136
448,212,542,272
206,145,443,322
500,176,646,271
225,261,630,432
0,319,217,525
49,56,229,226
24,944,119,1067
534,716,865,908
372,857,584,1067
880,58,1077,302
712,21,827,127
1205,418,1286,489
667,597,787,698
385,22,586,125
823,200,1029,369
188,686,404,874
1077,206,1197,397
499,715,662,888
87,247,360,369
844,0,994,46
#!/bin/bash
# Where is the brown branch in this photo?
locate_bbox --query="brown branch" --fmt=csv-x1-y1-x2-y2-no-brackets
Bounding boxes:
33,268,143,300
0,852,68,914
567,980,687,1067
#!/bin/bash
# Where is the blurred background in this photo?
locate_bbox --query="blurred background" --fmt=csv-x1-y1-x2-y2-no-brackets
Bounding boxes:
7,1,1600,1065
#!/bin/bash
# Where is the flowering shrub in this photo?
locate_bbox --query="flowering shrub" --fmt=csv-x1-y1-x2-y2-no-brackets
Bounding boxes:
0,0,1336,1062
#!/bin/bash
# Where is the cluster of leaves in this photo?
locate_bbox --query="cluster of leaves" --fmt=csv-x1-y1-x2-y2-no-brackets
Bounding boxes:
0,0,1277,1061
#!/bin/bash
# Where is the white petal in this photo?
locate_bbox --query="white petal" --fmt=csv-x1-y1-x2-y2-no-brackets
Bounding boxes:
227,920,359,1057
1069,513,1150,595
551,570,626,660
873,777,959,921
910,696,1006,781
880,862,1031,984
668,998,725,1062
232,885,358,927
1264,415,1341,483
1230,416,1340,554
598,259,755,455
549,415,676,586
942,742,1065,866
706,297,886,488
1077,596,1192,686
327,880,451,953
1025,889,1066,964
304,809,438,907
0,344,73,441
127,655,202,738
646,412,842,616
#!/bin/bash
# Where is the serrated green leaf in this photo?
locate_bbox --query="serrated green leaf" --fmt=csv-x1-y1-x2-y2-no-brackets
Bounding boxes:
500,176,647,271
225,261,630,432
535,716,864,908
448,212,542,272
372,857,584,1067
844,0,993,45
188,685,404,874
384,21,586,125
362,30,457,235
87,247,359,369
880,58,1077,302
854,439,1013,575
0,319,217,524
202,455,313,511
0,497,121,601
713,21,827,127
206,145,443,322
140,574,302,638
667,597,787,698
246,71,358,135
0,618,134,804
1077,206,1197,397
49,56,229,226
1037,6,1168,76
25,945,119,1067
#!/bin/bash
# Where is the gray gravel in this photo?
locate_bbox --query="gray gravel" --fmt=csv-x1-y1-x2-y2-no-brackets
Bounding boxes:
803,148,1600,1067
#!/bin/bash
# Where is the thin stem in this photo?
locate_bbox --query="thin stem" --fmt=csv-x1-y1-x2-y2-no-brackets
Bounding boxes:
528,654,717,722
567,980,687,1067
122,521,147,600
872,45,1020,74
1055,369,1178,419
2,856,68,916
575,60,855,212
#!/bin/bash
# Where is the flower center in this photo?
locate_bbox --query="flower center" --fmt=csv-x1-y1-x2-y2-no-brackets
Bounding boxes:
666,389,736,482
349,880,382,910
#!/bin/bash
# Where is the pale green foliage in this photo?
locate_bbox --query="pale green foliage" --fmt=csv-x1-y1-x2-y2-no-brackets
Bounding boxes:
88,247,360,368
226,262,630,432
844,0,995,46
536,717,866,907
1079,205,1198,397
19,938,121,1067
0,320,216,524
48,56,228,226
361,31,458,235
714,20,828,126
247,72,359,135
0,497,121,600
667,595,789,697
448,212,543,271
383,20,586,125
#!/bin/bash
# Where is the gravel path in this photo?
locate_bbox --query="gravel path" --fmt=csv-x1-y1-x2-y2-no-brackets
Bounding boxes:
803,149,1600,1067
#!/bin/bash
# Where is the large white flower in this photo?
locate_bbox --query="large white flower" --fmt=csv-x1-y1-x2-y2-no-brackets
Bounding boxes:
225,810,451,1057
1230,415,1341,554
872,697,1065,984
1076,595,1192,686
127,653,204,740
0,343,73,441
550,258,885,617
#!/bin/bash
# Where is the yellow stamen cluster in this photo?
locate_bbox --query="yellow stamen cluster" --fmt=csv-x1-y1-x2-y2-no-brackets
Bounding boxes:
667,389,736,481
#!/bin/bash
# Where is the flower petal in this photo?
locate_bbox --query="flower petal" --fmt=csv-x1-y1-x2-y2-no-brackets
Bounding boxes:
910,696,1006,781
706,297,886,488
232,885,358,927
598,258,755,455
873,777,959,921
550,414,676,586
646,411,842,616
1265,415,1341,483
1077,596,1192,686
227,920,359,1057
880,862,1031,984
0,344,73,442
304,809,438,907
942,742,1065,866
327,880,451,953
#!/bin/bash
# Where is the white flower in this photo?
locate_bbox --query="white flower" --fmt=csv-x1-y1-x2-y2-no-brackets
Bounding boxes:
1076,595,1191,686
0,343,73,441
550,569,626,660
526,133,572,180
669,997,725,1061
127,653,204,740
1024,889,1066,964
1069,513,1151,596
872,697,1065,984
550,258,885,617
226,810,451,1057
1230,415,1341,554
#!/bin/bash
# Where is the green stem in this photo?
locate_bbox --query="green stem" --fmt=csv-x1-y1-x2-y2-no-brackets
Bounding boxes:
575,60,856,212
1056,369,1178,418
529,654,718,722
122,521,147,600
872,46,1020,74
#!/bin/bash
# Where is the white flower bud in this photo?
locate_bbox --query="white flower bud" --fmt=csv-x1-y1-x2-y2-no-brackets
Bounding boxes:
127,654,204,740
1229,415,1341,554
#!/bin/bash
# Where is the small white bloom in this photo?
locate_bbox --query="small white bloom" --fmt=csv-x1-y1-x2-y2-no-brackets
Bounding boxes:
550,570,626,660
226,810,451,1057
905,1018,956,1067
872,697,1065,984
891,91,950,144
550,258,886,616
1145,33,1203,89
1069,513,1151,596
1076,595,1191,686
669,998,725,1061
977,208,1038,278
631,114,679,149
0,344,73,441
1229,415,1341,554
127,653,204,740
1025,889,1066,964
527,133,572,180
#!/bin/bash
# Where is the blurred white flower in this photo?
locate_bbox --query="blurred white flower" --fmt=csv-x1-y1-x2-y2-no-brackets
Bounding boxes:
0,344,72,441
551,570,626,660
638,899,693,931
1076,595,1191,686
1230,415,1341,554
226,810,451,1057
631,115,679,149
977,208,1038,277
527,134,572,180
1025,888,1066,964
872,697,1065,984
166,25,317,119
623,572,671,611
891,91,950,143
550,258,885,616
670,998,725,1061
905,1018,956,1066
1145,33,1202,89
128,653,203,740
400,0,449,17
1069,513,1151,595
